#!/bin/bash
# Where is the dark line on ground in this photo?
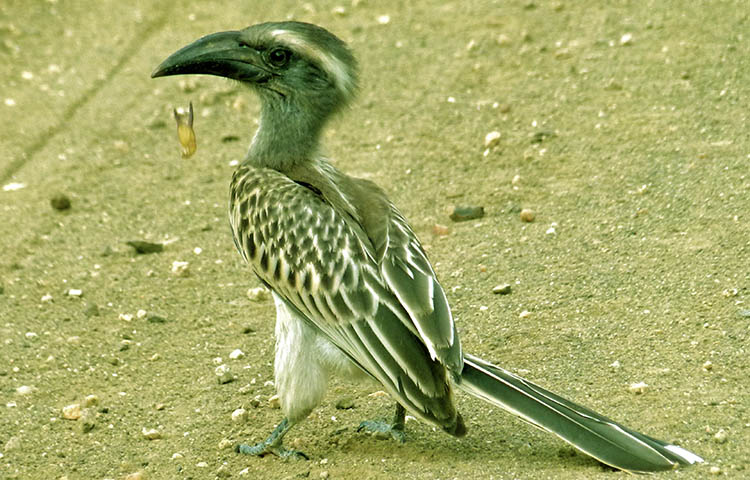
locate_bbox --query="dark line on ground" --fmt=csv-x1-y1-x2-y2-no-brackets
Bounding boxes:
0,7,174,184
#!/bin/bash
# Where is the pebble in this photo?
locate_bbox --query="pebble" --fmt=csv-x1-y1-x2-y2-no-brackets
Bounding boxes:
62,403,82,420
196,461,208,468
84,303,100,317
141,427,162,440
713,428,728,444
171,261,190,276
702,360,713,371
629,382,648,394
268,394,281,409
709,466,721,475
449,205,485,222
335,397,355,410
496,34,511,46
80,408,96,433
126,241,164,254
229,349,245,360
215,365,234,384
67,288,83,297
84,394,99,407
484,131,501,148
239,467,250,476
50,193,72,211
147,314,167,324
520,209,535,223
432,224,450,236
231,408,248,423
124,472,144,480
216,464,231,478
620,33,633,45
519,310,531,318
16,384,34,396
4,436,21,451
545,226,556,235
218,438,234,450
492,284,512,295
247,286,270,301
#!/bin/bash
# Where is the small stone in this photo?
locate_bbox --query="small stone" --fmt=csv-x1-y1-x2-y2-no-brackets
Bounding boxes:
511,174,522,185
238,467,250,476
484,131,501,148
50,193,72,211
126,241,164,254
41,294,53,302
335,397,355,410
376,14,390,24
492,284,512,295
268,394,281,409
520,209,535,222
196,461,208,468
609,360,621,369
231,408,248,423
124,472,145,480
25,331,38,340
218,438,234,449
496,34,511,46
84,395,99,407
141,427,162,440
216,464,231,478
702,360,713,371
16,385,34,395
247,286,270,302
80,408,96,433
215,364,234,384
620,33,633,45
519,310,531,318
432,224,450,236
229,349,245,360
4,436,21,451
709,466,721,475
449,205,485,222
113,140,130,152
84,303,100,317
67,288,83,297
629,382,648,395
713,428,728,444
147,314,167,324
320,472,329,479
171,261,190,276
62,403,82,420
171,453,184,459
545,226,557,235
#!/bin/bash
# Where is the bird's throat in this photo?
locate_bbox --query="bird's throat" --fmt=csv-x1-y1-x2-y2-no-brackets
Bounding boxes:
245,98,325,171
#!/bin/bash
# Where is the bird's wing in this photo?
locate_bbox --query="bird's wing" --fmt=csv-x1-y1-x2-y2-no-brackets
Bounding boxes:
339,174,463,372
229,164,458,425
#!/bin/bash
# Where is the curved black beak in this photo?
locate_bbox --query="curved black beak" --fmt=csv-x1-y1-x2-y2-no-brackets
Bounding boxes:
151,30,270,83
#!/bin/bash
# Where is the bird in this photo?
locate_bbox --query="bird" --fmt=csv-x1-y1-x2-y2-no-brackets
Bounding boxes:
152,21,703,473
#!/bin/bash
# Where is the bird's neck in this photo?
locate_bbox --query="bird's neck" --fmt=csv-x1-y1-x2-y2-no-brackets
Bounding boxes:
245,99,326,171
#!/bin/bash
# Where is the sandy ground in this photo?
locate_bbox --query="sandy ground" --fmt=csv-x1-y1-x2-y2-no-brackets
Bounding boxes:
1,1,748,479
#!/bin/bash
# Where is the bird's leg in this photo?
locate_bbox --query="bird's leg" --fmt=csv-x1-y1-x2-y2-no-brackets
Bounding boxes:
235,418,308,459
357,403,406,443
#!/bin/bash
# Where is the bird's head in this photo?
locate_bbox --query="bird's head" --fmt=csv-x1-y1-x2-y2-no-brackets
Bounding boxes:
152,22,358,120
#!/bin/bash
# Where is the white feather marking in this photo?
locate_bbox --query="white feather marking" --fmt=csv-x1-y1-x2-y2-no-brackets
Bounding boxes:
269,29,354,99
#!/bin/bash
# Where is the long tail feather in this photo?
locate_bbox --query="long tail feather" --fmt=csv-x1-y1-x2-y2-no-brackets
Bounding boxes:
458,354,703,473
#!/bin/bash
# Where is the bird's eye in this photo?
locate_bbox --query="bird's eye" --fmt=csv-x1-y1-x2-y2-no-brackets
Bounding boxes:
267,48,291,68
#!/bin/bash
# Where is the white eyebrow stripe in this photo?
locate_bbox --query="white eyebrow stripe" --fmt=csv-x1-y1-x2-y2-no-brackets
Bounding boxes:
269,29,354,98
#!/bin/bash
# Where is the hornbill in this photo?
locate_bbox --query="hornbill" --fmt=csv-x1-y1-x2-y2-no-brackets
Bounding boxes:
152,21,703,473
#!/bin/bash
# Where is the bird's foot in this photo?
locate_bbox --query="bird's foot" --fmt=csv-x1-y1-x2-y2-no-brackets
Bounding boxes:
234,417,308,459
357,420,406,443
235,441,308,460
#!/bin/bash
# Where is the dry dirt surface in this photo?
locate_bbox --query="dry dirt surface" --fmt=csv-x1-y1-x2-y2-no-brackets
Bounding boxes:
1,1,747,479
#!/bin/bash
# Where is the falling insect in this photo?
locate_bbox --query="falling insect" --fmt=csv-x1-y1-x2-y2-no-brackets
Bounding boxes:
173,102,196,158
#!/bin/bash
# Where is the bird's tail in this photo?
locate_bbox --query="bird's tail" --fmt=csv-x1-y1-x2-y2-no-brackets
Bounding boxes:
457,354,703,473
